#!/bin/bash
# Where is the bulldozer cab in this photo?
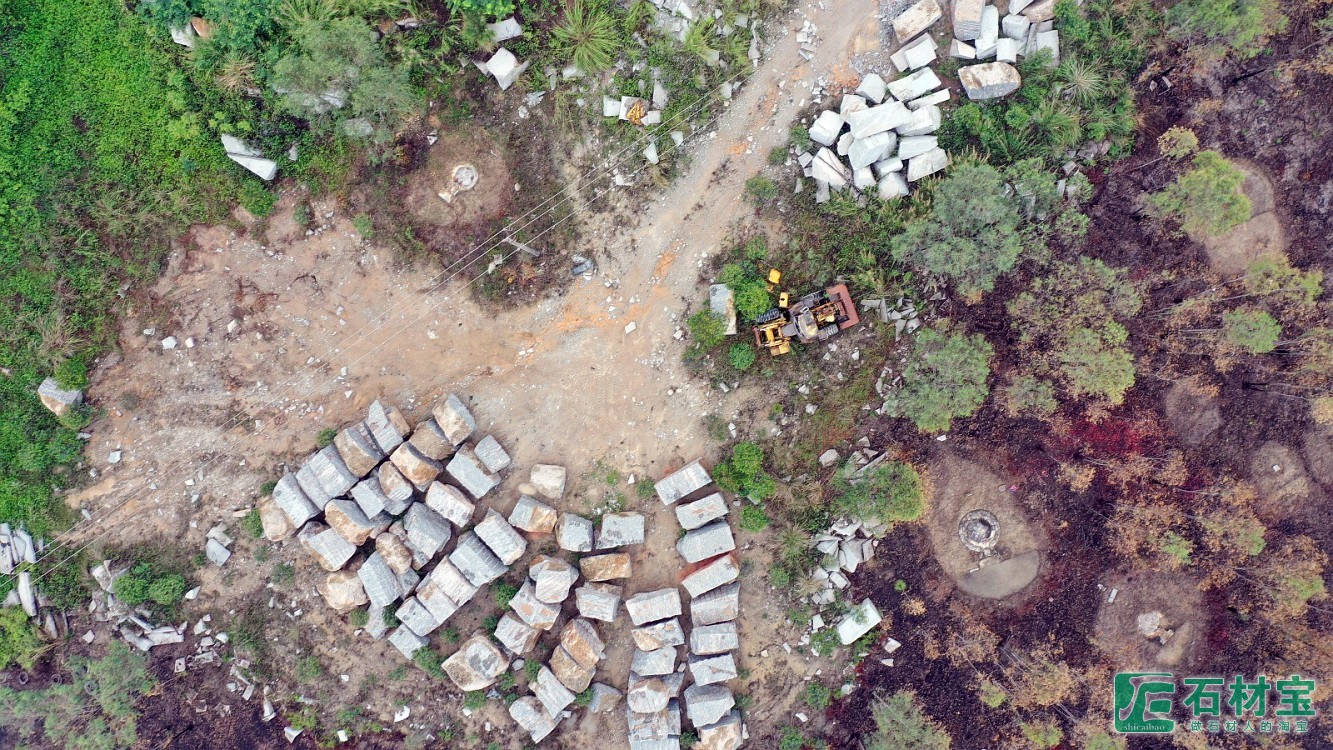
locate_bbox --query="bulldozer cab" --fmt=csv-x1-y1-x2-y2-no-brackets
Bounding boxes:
765,268,782,292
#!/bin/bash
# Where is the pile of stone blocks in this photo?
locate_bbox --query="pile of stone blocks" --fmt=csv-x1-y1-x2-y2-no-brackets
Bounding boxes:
806,517,883,605
950,0,1058,99
258,394,524,659
509,617,611,742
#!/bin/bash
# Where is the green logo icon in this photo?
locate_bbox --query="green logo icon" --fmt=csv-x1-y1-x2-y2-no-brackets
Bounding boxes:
1115,673,1177,733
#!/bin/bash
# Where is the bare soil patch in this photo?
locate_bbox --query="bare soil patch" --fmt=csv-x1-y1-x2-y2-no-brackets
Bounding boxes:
1163,379,1222,446
401,125,513,229
1092,570,1208,673
1201,160,1286,274
1248,440,1321,523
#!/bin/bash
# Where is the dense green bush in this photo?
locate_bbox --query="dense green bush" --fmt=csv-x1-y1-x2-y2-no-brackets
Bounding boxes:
113,562,189,609
745,175,779,205
445,0,515,17
0,608,43,671
728,343,757,371
867,691,952,750
1167,0,1286,58
688,311,727,353
714,442,777,502
553,0,621,74
1147,150,1251,237
833,462,924,526
1223,308,1281,354
738,504,771,532
886,326,994,433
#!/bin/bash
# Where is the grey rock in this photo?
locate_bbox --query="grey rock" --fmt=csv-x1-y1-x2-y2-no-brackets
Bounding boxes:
688,653,738,686
431,394,477,446
676,521,736,564
632,618,686,650
449,531,507,587
365,604,388,639
295,465,334,510
530,556,578,603
388,626,427,659
856,73,887,103
404,503,453,562
887,68,942,103
681,554,739,598
655,460,713,506
807,110,844,146
396,596,441,636
509,580,560,630
226,150,278,181
897,136,938,160
575,582,622,622
534,665,576,715
897,105,941,137
709,284,737,336
811,147,850,188
690,622,739,655
424,481,474,528
848,131,896,170
559,617,606,669
556,512,595,552
473,435,511,473
509,696,558,743
205,538,231,566
587,682,624,713
632,646,678,676
837,599,882,644
628,673,671,713
494,612,539,655
306,445,358,498
697,711,743,750
366,400,408,454
376,463,415,512
390,442,444,489
475,508,527,565
846,101,911,139
334,422,384,477
407,418,454,461
509,495,558,534
350,477,391,518
443,634,509,690
421,558,478,607
685,684,735,727
549,645,594,692
675,493,729,530
325,498,381,546
596,512,645,549
37,377,83,417
446,447,498,499
627,702,672,743
489,16,523,41
689,582,740,626
892,0,942,43
273,473,320,528
358,552,403,608
625,588,683,626
954,0,985,39
529,464,567,500
298,523,356,572
907,147,950,181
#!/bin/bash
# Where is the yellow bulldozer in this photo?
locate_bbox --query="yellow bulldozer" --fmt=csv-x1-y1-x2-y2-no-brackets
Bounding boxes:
752,277,860,357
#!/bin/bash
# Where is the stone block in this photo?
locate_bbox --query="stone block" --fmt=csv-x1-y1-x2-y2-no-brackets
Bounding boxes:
530,556,579,603
557,512,595,552
534,665,576,716
295,465,333,510
1022,0,1055,22
350,477,390,518
559,617,606,669
388,626,427,659
887,68,942,103
807,110,844,146
709,284,738,336
509,696,557,744
1002,12,1030,39
408,418,454,461
908,89,951,110
37,377,82,417
856,73,887,103
688,653,738,686
423,558,479,606
697,711,743,750
549,644,594,692
840,94,868,116
690,581,740,625
632,618,686,650
376,532,414,575
335,422,384,477
366,400,408,454
810,147,850,188
950,38,977,59
1033,29,1059,65
625,588,683,626
580,552,632,581
416,575,460,623
272,473,320,528
425,481,475,528
837,598,883,644
529,464,567,500
431,394,476,445
632,646,677,676
257,495,295,542
390,442,444,489
897,104,941,137
443,634,509,690
628,673,671,713
494,612,539,655
449,531,507,587
677,521,736,563
510,495,558,534
846,100,912,139
325,498,379,546
685,684,735,728
575,582,622,622
587,682,623,713
358,552,403,608
445,446,497,499
596,512,645,548
376,463,415,512
396,596,441,636
681,554,739,598
475,508,527,565
473,435,511,473
874,157,905,177
902,36,937,69
878,172,910,200
675,493,729,530
954,0,985,39
317,570,368,612
892,0,942,43
655,460,712,505
509,580,560,630
959,61,1021,100
404,503,452,562
996,36,1018,63
298,522,356,571
907,147,950,181
848,131,896,170
689,622,739,655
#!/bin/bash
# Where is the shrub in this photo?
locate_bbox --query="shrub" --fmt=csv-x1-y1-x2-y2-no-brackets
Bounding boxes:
349,608,370,628
1167,0,1286,58
494,581,520,608
890,163,1026,302
316,427,338,448
978,680,1007,708
867,691,951,750
833,462,924,526
241,508,264,539
444,0,515,17
804,682,833,710
728,343,757,371
273,562,295,586
464,690,488,710
553,0,621,74
739,504,771,532
810,628,841,657
413,647,447,679
886,326,993,433
1002,375,1058,418
743,236,769,262
1147,151,1251,237
688,310,726,352
575,688,594,707
778,726,806,750
114,562,188,608
1222,308,1280,354
352,213,374,238
768,566,792,587
297,655,324,682
745,175,779,205
714,442,776,502
790,126,813,152
0,608,43,671
525,658,542,681
1157,127,1199,159
732,280,772,321
1020,721,1063,749
768,146,787,166
147,574,186,606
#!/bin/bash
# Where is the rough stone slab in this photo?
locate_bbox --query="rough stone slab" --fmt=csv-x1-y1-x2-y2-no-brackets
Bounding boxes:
811,147,850,187
908,90,951,110
334,422,383,478
473,435,511,473
529,464,567,500
415,572,460,624
655,460,713,506
446,447,499,499
1033,29,1059,65
1023,0,1055,22
366,400,408,454
388,626,427,659
449,531,507,587
298,523,356,572
996,36,1019,62
494,612,539,655
632,646,678,676
580,552,632,581
475,508,527,565
556,513,594,552
681,554,739,598
509,580,560,630
1002,12,1030,39
697,711,743,750
443,634,509,690
510,495,558,534
376,463,415,512
205,537,231,566
690,622,739,655
358,552,403,608
907,147,950,181
530,556,579,603
390,442,444,489
685,684,734,728
856,73,887,103
376,531,414,575
632,618,686,650
897,104,941,137
295,465,334,510
307,445,358,498
408,418,454,461
628,673,671,713
397,566,421,598
534,665,576,716
677,521,736,564
902,36,938,69
431,394,477,446
425,482,475,528
837,599,883,644
227,152,278,180
808,110,844,147
848,131,896,171
326,498,378,546
950,38,977,59
688,653,738,686
404,503,453,562
559,618,606,669
575,582,622,622
37,377,82,417
365,604,388,640
975,4,1001,56
887,68,942,103
396,596,441,637
892,0,942,42
675,493,729,530
846,100,911,139
878,172,910,200
709,284,738,336
257,495,295,541
954,0,985,39
625,588,683,626
588,682,623,713
350,477,390,518
510,696,558,743
422,558,478,607
317,570,368,612
690,581,740,626
272,473,319,528
549,644,594,692
596,512,645,549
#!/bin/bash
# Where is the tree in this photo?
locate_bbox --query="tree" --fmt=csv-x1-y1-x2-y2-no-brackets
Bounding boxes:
271,18,416,141
1167,0,1286,58
1222,308,1280,354
890,163,1026,302
1147,151,1251,237
866,691,951,750
1008,257,1143,405
887,325,993,433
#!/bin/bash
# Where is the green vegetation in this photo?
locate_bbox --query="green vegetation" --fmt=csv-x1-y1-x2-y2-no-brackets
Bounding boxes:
553,0,621,74
349,608,370,628
1167,0,1286,58
494,581,520,608
832,462,924,526
574,688,594,707
719,262,772,321
241,508,265,538
804,682,833,710
738,504,771,533
890,163,1025,302
316,427,339,448
524,658,542,681
272,562,295,586
728,343,757,372
1020,720,1063,748
714,442,777,502
688,311,727,354
113,561,189,609
0,607,43,671
885,325,993,433
296,654,324,682
978,680,1007,708
1147,151,1251,237
745,175,779,205
1222,308,1281,354
413,647,447,679
1007,257,1143,408
778,726,807,750
0,641,155,749
464,690,488,710
867,691,951,750
810,627,841,657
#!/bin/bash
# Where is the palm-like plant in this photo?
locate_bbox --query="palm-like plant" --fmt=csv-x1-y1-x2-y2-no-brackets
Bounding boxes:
683,17,718,63
215,54,258,92
553,0,620,74
274,0,339,30
1057,56,1106,105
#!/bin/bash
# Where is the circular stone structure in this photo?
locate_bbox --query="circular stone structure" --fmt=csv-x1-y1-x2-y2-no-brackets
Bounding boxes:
959,509,1000,553
452,163,479,190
